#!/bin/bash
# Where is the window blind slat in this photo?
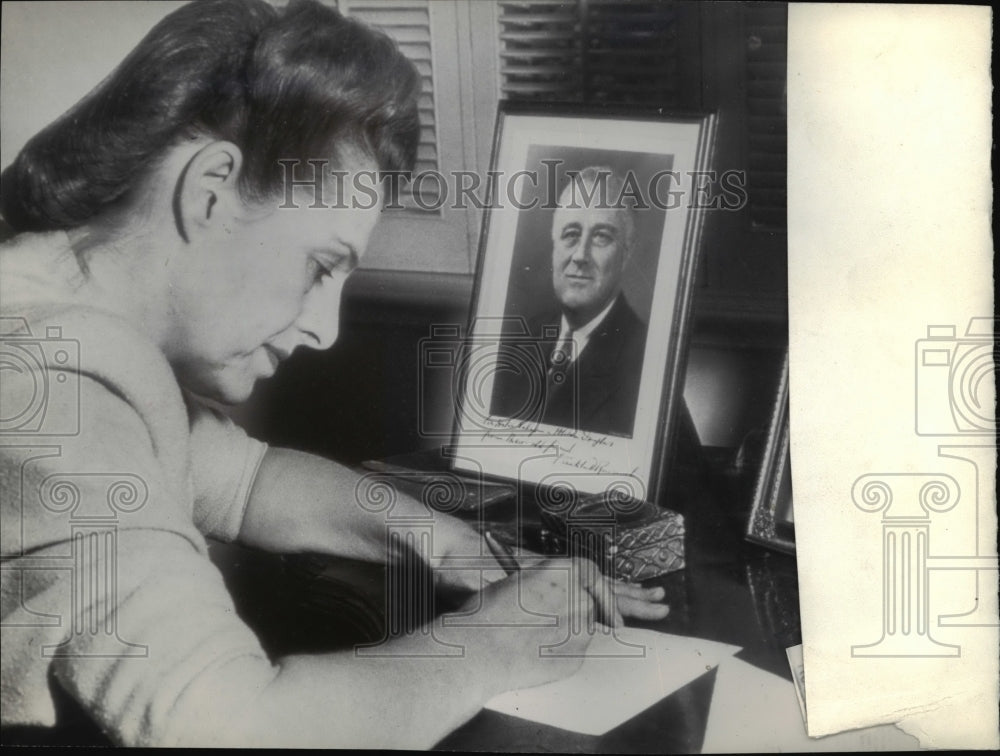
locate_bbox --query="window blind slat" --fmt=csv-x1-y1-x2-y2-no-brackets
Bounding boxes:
501,64,586,76
748,206,786,228
396,43,432,60
330,0,438,213
748,116,786,134
502,83,583,96
747,46,787,64
748,98,787,117
499,30,579,42
745,2,787,230
747,170,786,189
365,26,432,45
500,0,571,7
750,134,787,154
747,6,788,26
745,61,787,80
499,13,579,25
748,79,787,100
746,24,787,46
500,50,582,61
499,0,684,109
587,47,677,59
416,143,437,162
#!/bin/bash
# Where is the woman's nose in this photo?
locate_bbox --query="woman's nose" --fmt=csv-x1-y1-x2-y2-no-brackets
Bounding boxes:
296,272,348,351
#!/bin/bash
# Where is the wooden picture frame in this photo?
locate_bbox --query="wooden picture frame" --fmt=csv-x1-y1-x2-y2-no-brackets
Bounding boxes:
746,349,795,554
451,102,717,502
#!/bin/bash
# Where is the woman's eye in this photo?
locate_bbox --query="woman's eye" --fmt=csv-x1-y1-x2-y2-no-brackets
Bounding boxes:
308,259,334,287
307,250,356,291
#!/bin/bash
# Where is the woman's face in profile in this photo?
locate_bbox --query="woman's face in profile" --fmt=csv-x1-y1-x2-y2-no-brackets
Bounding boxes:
164,156,381,404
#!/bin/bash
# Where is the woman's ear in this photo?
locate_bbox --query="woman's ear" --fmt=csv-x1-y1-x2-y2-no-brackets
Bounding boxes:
172,140,244,243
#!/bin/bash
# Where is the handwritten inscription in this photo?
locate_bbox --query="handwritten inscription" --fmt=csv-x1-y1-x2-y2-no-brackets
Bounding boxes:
477,416,622,475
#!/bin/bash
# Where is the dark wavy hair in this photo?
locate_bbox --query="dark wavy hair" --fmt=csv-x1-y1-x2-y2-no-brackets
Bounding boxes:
0,0,421,232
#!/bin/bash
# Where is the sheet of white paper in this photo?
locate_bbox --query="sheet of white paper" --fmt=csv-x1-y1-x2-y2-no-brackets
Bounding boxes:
789,5,998,747
702,656,921,753
484,627,740,736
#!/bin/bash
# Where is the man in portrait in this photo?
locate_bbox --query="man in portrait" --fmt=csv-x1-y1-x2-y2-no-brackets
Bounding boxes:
492,166,647,438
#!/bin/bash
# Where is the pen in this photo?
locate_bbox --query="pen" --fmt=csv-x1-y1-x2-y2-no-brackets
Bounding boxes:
484,531,621,627
484,530,520,576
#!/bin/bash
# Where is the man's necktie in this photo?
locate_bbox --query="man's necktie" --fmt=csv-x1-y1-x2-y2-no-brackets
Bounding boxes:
546,331,573,390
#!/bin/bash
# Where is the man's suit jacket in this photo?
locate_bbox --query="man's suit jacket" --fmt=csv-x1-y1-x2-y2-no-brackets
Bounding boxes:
490,293,647,437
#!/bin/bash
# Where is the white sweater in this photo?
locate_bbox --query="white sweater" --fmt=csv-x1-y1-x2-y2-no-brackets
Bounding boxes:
1,231,277,745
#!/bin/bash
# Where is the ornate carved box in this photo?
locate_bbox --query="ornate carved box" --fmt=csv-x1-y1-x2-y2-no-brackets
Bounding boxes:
538,489,685,582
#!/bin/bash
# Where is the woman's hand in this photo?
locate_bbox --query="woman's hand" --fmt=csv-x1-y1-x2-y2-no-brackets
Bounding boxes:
428,523,669,622
563,554,670,626
611,580,670,621
425,521,508,593
438,557,598,693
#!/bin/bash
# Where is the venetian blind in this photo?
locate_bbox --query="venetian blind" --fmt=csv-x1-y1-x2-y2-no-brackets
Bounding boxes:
744,2,787,231
322,0,441,211
498,0,685,107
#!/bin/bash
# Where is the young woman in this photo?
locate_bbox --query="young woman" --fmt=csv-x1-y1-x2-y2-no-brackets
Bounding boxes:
0,0,667,746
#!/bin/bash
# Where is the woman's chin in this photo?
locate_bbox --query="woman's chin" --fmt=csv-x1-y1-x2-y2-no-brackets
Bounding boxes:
213,373,262,406
178,363,261,407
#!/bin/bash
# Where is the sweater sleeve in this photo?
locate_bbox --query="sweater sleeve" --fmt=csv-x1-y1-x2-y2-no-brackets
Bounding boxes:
51,530,281,746
186,401,268,543
2,374,280,746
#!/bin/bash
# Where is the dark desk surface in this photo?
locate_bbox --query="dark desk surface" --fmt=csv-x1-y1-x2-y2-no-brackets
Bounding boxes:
217,447,800,753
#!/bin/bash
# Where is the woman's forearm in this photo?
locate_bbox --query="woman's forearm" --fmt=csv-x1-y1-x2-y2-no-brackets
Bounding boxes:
238,446,476,563
160,567,594,748
247,630,504,749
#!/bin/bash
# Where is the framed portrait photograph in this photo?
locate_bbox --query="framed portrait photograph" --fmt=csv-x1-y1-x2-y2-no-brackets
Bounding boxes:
452,103,718,501
746,350,794,554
